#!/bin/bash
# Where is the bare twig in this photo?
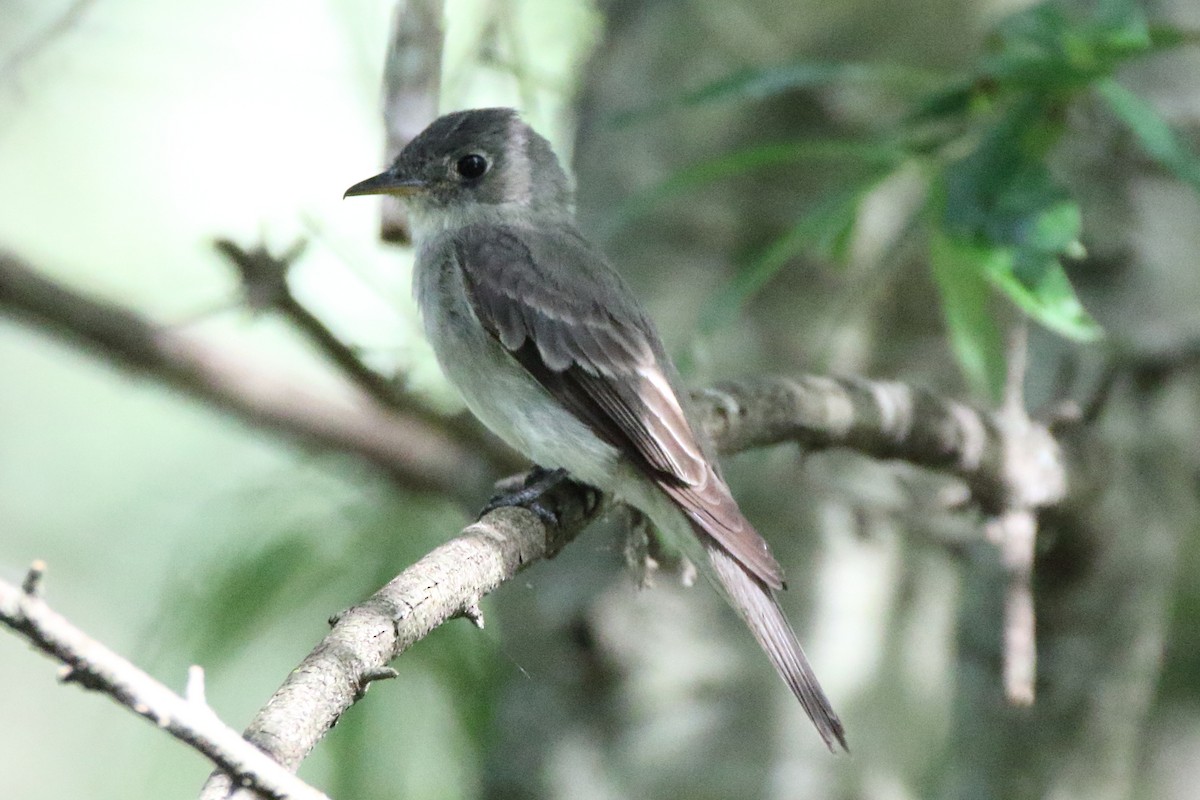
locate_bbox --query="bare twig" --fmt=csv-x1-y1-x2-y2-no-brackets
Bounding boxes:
0,565,330,800
211,238,516,469
1083,336,1200,424
377,0,445,243
2,0,96,80
0,250,498,505
214,238,405,406
199,480,603,800
987,509,1037,705
21,558,46,596
992,321,1041,706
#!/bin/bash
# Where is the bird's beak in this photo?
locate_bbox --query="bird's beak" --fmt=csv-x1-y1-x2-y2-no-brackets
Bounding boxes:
343,170,427,199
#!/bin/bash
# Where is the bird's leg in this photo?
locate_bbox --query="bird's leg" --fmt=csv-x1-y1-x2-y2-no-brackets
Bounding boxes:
479,466,571,527
622,507,658,589
621,507,698,589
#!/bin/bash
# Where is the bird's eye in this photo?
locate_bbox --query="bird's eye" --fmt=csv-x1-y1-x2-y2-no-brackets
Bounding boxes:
455,153,489,180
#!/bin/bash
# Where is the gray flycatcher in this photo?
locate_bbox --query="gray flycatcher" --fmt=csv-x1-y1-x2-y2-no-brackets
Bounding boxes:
346,108,846,751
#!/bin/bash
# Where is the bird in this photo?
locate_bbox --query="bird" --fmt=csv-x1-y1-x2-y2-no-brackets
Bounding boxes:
345,107,846,750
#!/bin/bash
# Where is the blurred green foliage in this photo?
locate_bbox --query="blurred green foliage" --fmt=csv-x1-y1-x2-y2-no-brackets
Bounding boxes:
618,0,1200,401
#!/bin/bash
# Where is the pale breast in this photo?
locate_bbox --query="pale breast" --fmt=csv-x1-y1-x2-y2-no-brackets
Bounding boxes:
412,237,621,487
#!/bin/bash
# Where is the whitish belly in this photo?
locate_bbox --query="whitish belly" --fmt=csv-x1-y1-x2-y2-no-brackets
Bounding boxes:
415,249,621,488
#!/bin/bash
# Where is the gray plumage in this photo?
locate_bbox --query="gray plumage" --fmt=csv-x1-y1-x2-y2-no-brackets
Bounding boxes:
346,107,847,751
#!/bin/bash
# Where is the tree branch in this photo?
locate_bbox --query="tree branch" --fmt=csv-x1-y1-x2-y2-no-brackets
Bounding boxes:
2,0,96,81
695,374,1065,514
377,0,444,243
0,341,1068,794
198,479,600,800
0,250,500,505
195,372,1068,798
0,563,330,800
211,238,517,470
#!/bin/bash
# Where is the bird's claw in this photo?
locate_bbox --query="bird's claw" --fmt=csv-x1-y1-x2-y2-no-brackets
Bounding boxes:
479,466,570,527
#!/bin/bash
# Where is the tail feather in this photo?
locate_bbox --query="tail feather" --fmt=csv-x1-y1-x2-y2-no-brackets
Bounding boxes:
706,540,848,752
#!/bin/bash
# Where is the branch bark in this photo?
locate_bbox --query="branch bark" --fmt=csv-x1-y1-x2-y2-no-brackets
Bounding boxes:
194,373,1067,798
199,482,601,800
0,342,1071,796
696,374,1064,513
0,563,330,800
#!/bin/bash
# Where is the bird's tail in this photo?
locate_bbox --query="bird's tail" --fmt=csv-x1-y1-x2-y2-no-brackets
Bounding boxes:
704,539,848,752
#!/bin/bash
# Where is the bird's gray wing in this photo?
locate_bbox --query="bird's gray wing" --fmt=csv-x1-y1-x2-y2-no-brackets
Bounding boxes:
453,223,783,588
453,222,847,751
453,223,846,750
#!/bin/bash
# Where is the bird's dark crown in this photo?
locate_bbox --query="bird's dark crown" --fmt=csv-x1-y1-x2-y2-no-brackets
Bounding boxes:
389,107,573,212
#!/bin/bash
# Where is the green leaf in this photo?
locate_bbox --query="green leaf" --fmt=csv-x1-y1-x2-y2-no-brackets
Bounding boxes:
936,112,1100,345
1024,198,1083,257
172,533,330,663
973,0,1154,91
1147,24,1200,52
612,61,943,125
905,80,978,125
981,248,1102,341
930,230,1008,401
679,61,941,104
1096,78,1200,194
940,95,1066,239
700,177,886,333
604,138,904,237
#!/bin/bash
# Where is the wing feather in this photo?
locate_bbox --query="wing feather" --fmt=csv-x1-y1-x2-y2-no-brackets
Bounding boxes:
451,222,848,748
454,224,785,589
707,543,848,751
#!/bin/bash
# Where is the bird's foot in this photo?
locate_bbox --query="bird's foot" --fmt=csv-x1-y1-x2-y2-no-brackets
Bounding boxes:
479,466,570,527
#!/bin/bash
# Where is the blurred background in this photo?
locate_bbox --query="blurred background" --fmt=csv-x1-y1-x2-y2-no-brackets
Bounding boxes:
3,0,1200,798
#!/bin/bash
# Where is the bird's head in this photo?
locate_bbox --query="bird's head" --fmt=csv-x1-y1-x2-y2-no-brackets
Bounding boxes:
345,108,573,231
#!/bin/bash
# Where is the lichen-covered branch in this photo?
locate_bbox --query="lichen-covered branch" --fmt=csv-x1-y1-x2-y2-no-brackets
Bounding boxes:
695,374,1065,513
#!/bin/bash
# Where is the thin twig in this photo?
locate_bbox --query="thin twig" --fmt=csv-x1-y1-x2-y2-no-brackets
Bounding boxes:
211,239,517,469
0,565,330,800
377,0,445,243
0,250,498,505
214,238,404,407
995,320,1038,706
2,0,96,80
1082,336,1200,424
